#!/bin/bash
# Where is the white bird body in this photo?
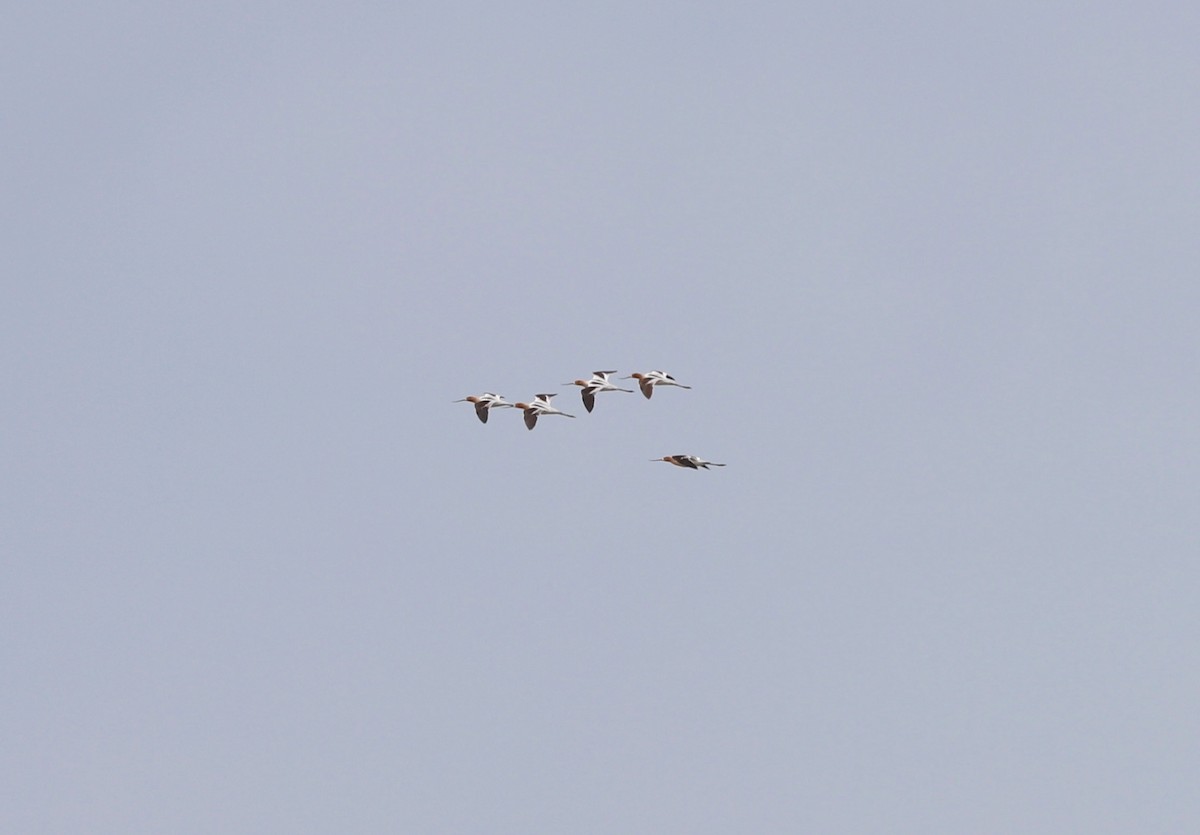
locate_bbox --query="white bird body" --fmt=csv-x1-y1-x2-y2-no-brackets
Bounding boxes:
454,392,514,424
513,393,577,430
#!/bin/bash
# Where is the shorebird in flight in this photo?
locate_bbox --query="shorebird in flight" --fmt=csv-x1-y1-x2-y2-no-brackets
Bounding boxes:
453,392,513,424
651,454,726,470
513,393,576,430
562,370,634,413
623,370,692,399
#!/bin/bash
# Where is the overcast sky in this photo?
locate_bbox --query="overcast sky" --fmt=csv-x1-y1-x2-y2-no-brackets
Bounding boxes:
4,2,1199,832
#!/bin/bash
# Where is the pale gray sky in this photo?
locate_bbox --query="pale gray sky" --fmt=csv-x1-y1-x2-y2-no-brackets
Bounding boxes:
4,2,1199,832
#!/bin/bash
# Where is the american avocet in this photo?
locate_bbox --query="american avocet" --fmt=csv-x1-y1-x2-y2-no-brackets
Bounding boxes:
562,370,634,413
513,393,576,430
454,392,514,424
651,454,726,470
622,370,692,399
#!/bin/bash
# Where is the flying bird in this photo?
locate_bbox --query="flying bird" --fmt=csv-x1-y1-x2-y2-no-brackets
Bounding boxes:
454,392,514,424
622,370,692,399
562,370,634,412
651,454,726,470
513,393,576,430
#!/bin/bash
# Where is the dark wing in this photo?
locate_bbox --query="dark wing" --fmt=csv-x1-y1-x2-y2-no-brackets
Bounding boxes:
581,388,596,413
475,402,489,423
523,410,538,430
640,380,654,399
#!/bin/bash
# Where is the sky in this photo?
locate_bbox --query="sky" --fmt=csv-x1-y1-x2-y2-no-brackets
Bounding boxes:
3,2,1199,832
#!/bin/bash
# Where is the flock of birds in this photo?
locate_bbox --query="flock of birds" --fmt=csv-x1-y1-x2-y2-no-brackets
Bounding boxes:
455,370,726,471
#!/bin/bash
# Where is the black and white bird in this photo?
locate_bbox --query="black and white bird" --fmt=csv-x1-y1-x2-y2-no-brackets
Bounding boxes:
651,454,725,470
623,370,692,399
453,392,514,424
562,370,634,412
513,393,576,430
